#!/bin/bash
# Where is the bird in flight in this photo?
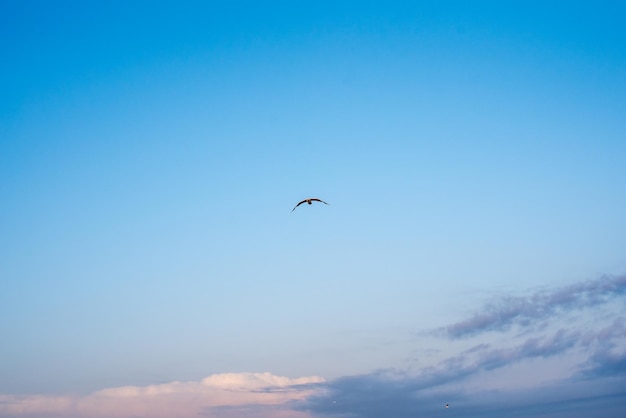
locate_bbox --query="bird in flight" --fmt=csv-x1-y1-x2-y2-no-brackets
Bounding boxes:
445,403,449,409
291,198,329,212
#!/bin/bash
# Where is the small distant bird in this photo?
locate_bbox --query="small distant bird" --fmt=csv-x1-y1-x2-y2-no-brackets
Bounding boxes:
445,403,449,409
291,198,329,212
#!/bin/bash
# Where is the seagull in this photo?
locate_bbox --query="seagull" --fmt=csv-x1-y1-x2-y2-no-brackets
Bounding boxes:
291,198,329,212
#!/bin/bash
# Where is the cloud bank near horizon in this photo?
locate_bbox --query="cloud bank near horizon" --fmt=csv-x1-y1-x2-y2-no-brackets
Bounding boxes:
0,372,324,418
2,275,625,418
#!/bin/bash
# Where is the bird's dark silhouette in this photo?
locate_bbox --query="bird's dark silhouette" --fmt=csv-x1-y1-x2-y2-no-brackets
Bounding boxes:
291,198,329,212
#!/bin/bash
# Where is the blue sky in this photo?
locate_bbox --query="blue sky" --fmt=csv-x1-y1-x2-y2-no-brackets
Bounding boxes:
1,1,625,417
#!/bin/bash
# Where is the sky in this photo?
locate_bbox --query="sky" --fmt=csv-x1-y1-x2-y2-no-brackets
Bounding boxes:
1,1,625,417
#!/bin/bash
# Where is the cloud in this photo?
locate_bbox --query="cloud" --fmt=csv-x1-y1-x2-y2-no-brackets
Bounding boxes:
297,275,626,418
441,275,626,338
299,371,626,418
436,328,580,376
579,318,626,378
0,373,324,418
298,326,626,418
3,275,625,418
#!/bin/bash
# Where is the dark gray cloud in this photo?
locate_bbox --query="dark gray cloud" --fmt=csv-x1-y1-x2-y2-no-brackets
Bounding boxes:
298,327,606,418
584,350,626,378
297,276,626,418
442,275,626,338
298,347,626,418
579,318,626,378
444,328,580,373
298,370,626,418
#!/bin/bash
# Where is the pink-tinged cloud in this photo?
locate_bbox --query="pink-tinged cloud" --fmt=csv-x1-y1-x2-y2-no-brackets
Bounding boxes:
0,372,324,418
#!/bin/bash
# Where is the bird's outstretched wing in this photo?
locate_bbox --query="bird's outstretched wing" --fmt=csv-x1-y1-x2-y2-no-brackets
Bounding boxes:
291,200,307,212
310,198,330,205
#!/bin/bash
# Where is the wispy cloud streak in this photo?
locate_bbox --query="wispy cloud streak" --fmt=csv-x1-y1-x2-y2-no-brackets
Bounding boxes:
442,275,626,338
